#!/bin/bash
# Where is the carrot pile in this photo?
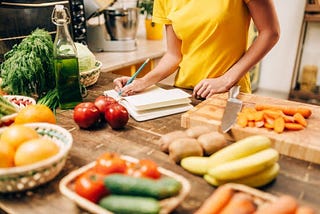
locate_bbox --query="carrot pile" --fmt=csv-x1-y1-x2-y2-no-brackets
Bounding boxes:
236,104,312,133
195,184,315,214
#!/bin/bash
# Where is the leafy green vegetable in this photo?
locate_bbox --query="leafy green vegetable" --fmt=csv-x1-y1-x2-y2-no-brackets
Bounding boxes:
37,88,59,113
0,29,55,98
75,42,96,72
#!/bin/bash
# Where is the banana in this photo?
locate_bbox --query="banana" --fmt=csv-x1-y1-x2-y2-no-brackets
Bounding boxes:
204,163,280,188
208,148,279,180
180,156,209,175
208,135,272,169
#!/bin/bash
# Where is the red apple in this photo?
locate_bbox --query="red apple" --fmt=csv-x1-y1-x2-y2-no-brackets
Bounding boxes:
105,103,129,130
73,102,101,129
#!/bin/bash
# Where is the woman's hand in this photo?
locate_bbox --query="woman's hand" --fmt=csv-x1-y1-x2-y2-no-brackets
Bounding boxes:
113,77,148,96
193,77,230,99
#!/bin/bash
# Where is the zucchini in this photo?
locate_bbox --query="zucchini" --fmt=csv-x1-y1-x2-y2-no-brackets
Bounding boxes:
104,174,182,199
99,195,160,214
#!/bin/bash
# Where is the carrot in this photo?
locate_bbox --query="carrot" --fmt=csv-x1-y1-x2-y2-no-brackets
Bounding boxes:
255,195,298,214
263,109,283,120
293,113,307,127
274,117,285,133
254,111,264,121
255,120,264,128
255,104,312,119
220,192,256,214
285,123,304,131
264,114,275,127
248,121,255,127
295,206,316,214
237,113,248,128
194,185,234,214
264,122,274,129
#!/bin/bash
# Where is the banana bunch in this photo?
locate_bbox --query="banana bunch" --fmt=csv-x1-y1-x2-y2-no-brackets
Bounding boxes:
181,135,280,188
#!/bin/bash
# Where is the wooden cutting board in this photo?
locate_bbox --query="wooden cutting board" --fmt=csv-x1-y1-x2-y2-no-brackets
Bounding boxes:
181,92,320,164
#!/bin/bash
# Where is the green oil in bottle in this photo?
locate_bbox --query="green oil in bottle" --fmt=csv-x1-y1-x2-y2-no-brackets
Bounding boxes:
54,56,82,109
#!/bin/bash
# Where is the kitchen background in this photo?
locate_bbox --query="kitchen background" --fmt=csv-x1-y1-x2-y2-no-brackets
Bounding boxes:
258,0,319,101
0,0,318,103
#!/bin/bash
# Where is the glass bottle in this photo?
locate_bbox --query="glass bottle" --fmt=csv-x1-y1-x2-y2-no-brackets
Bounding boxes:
51,5,82,109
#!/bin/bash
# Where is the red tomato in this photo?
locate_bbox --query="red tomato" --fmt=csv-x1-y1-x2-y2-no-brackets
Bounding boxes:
73,102,100,129
104,103,129,130
94,95,117,118
94,152,127,175
74,170,109,203
126,159,161,179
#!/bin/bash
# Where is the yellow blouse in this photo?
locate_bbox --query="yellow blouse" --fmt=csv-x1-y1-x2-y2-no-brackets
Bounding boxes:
153,0,252,93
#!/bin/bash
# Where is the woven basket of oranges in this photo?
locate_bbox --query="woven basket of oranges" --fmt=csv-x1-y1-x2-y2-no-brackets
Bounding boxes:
0,123,73,192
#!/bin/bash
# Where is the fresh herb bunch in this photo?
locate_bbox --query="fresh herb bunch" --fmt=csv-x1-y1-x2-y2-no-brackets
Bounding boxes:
138,0,154,19
0,29,55,99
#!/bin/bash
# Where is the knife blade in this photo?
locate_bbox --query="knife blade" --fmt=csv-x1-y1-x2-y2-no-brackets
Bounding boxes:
220,85,242,133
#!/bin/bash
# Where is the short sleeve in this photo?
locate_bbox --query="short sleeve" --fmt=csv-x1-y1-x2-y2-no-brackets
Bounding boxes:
152,0,172,24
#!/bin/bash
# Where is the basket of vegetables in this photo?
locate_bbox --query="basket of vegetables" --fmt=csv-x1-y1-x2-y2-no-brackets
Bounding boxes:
80,60,102,87
0,122,73,193
75,42,102,87
0,95,36,128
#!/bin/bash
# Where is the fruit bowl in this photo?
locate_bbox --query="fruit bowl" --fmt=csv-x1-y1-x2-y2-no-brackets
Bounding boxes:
0,123,73,193
80,60,102,87
0,95,36,128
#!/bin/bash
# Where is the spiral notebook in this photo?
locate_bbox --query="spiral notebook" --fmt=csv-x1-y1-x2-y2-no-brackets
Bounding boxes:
103,85,193,121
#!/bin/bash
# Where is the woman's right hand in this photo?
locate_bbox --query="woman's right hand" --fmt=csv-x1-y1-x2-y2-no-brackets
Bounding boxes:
113,77,148,96
113,76,130,93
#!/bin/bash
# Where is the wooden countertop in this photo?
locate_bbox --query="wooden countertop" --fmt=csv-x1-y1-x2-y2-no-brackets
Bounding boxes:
94,37,166,72
0,72,320,214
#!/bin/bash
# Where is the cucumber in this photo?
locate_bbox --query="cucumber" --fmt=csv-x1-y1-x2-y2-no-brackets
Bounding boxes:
99,195,160,214
104,174,182,199
0,95,17,117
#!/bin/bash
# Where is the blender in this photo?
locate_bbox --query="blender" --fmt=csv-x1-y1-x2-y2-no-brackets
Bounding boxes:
84,0,139,52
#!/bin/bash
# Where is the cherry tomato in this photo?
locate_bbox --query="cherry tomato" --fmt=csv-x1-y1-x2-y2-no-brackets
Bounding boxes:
104,103,129,130
94,152,127,175
73,102,100,129
126,159,161,179
74,170,109,203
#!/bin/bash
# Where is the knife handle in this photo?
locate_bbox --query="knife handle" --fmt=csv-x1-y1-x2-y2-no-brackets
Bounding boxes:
229,86,240,99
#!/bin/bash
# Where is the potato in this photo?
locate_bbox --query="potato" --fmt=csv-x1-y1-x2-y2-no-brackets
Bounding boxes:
158,130,188,153
185,126,212,138
168,138,203,163
197,132,227,156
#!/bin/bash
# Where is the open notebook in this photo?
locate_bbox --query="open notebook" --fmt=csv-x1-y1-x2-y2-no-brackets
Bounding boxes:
104,85,193,121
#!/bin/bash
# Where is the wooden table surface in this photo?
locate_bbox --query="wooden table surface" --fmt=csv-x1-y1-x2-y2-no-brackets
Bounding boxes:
1,72,320,214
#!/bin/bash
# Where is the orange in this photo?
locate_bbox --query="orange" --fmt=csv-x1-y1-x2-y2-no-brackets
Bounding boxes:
14,104,56,124
0,124,40,150
14,138,59,166
0,140,15,168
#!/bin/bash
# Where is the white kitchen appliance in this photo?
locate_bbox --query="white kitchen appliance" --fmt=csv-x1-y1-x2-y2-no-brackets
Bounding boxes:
84,0,139,52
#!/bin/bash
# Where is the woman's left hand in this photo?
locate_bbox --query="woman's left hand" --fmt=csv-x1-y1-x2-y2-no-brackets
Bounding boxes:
193,77,230,99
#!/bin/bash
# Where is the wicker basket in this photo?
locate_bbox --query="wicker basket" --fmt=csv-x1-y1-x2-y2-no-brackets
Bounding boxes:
60,155,191,214
80,60,102,87
0,123,73,193
0,95,36,128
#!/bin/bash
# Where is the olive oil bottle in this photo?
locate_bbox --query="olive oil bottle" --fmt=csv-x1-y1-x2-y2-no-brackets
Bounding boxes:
52,5,82,109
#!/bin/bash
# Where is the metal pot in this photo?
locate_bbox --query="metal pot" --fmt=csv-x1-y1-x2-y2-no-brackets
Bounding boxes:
103,7,139,41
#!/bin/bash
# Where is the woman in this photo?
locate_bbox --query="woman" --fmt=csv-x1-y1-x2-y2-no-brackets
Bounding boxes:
113,0,280,99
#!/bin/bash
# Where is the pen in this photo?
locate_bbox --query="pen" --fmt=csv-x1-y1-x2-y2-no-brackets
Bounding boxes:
118,58,150,95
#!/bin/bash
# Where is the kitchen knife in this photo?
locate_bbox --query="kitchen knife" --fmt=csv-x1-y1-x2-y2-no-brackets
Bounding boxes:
220,85,242,133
